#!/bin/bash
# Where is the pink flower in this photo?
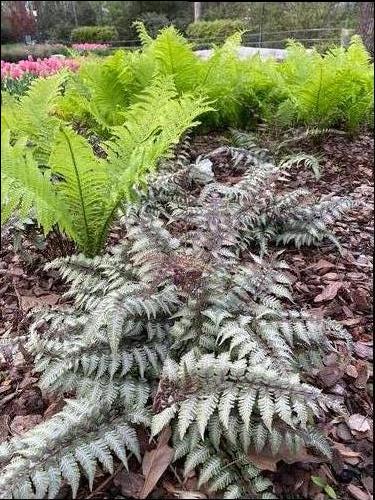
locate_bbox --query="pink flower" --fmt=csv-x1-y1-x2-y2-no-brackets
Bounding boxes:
1,56,80,81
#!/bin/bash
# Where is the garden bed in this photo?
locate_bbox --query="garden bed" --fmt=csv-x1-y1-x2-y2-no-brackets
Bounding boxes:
1,131,372,500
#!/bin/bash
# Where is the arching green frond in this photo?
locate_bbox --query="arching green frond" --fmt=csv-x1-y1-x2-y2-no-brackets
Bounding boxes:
1,130,61,233
49,127,111,256
2,74,65,164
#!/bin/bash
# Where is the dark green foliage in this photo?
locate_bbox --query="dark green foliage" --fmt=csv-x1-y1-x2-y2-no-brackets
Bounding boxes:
70,25,118,42
136,11,172,38
186,19,246,42
202,2,359,33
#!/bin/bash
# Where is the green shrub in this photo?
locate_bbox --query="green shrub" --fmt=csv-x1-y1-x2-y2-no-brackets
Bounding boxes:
1,43,70,62
136,11,171,37
70,25,118,43
1,22,13,44
186,19,246,42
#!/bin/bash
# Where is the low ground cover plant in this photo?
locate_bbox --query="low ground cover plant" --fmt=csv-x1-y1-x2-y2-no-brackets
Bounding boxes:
0,140,352,499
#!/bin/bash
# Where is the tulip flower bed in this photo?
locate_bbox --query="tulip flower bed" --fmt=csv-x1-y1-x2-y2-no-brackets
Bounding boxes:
1,56,80,95
1,56,79,80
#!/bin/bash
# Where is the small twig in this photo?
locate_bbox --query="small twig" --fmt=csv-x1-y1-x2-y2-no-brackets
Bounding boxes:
11,277,22,309
86,464,124,499
168,463,184,486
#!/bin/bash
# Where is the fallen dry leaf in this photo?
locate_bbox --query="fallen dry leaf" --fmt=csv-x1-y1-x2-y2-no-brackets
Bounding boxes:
0,415,9,443
354,342,373,361
139,427,174,499
322,272,340,281
347,484,371,500
332,443,361,465
347,414,371,433
163,483,207,499
113,471,145,498
354,361,370,389
20,293,60,313
336,423,352,442
247,453,278,472
353,288,370,311
8,267,24,277
10,414,42,434
173,491,207,499
318,365,344,387
314,282,343,302
340,318,363,327
345,365,359,378
43,397,65,419
311,259,336,272
248,445,325,472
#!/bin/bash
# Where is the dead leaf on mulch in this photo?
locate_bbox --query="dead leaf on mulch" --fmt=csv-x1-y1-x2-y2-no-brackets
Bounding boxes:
163,482,207,499
353,361,370,389
43,397,65,419
318,364,344,388
248,446,326,472
20,293,60,313
332,442,361,466
0,415,9,443
314,281,343,302
347,414,371,433
346,365,359,378
139,427,174,499
354,342,373,361
309,259,336,272
10,414,42,434
113,471,145,498
347,484,372,500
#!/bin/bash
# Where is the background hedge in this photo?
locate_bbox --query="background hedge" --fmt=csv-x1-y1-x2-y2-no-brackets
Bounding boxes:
70,25,118,42
186,19,246,41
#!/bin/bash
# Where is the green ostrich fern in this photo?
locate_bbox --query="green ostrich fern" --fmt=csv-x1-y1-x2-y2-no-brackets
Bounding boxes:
54,26,373,133
0,139,352,499
1,76,211,256
56,50,135,132
2,74,65,164
276,36,374,131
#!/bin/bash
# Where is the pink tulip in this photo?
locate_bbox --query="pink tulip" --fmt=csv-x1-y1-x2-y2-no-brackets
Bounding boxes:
1,56,80,81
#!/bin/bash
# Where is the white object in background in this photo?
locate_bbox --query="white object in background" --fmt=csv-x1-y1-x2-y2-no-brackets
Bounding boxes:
195,46,287,61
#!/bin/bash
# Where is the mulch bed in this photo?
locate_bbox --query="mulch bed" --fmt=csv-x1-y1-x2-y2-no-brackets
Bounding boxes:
0,131,373,500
